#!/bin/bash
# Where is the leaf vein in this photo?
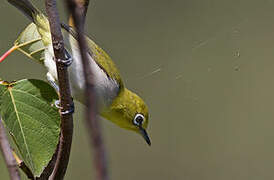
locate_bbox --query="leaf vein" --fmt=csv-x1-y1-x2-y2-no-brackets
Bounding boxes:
8,88,34,171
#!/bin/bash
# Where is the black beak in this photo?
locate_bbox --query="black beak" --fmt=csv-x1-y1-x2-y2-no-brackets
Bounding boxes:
139,126,151,146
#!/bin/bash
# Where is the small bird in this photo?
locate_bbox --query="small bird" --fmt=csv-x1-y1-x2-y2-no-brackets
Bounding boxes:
7,0,151,145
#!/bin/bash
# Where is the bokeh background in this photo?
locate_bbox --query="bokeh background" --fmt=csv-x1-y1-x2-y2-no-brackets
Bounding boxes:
1,0,274,179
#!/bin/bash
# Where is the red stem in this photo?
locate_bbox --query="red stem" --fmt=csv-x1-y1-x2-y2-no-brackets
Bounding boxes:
0,46,17,63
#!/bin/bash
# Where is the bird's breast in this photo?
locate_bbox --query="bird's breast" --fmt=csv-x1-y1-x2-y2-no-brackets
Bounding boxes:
68,47,120,108
44,45,120,109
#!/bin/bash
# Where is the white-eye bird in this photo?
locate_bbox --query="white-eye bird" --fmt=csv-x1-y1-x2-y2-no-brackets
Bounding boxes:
7,0,151,145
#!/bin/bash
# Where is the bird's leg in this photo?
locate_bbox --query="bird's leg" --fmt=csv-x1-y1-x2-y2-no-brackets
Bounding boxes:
46,72,61,108
46,72,60,95
55,49,73,66
46,72,74,115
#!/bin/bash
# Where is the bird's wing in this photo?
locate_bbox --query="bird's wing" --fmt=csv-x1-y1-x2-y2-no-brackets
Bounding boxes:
61,24,124,88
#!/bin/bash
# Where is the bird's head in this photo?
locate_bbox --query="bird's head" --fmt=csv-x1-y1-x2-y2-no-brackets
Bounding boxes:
102,88,151,145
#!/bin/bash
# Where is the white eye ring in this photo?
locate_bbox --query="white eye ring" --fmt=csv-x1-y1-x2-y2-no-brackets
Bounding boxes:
133,113,145,126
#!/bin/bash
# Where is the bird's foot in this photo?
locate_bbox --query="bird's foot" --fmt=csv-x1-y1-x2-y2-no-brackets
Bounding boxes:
55,49,73,67
54,99,75,115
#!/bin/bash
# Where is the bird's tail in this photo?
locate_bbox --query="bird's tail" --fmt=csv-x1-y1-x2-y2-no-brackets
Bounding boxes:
7,0,51,46
7,0,39,22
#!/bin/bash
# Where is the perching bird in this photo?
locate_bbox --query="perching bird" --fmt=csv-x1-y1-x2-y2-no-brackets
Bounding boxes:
7,0,151,145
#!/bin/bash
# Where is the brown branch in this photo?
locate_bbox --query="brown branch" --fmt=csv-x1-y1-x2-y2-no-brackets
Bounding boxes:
18,162,34,180
68,0,89,27
12,152,34,180
44,0,74,179
0,117,21,180
64,1,109,180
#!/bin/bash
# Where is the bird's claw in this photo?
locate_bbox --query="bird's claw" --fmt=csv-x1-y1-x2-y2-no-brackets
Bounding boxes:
54,100,75,115
55,49,73,67
54,100,61,109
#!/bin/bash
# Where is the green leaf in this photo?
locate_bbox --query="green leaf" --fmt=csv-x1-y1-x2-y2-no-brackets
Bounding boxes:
0,79,60,177
14,23,45,64
13,23,72,64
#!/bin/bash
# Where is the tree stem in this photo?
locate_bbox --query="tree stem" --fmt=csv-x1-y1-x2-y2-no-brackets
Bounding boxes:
44,0,74,179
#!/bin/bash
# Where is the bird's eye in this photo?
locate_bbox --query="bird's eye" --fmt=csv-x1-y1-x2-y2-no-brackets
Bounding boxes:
133,113,144,126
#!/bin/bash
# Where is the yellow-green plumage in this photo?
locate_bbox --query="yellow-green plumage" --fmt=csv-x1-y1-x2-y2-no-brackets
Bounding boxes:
33,13,51,46
70,31,124,87
102,88,148,131
8,0,151,145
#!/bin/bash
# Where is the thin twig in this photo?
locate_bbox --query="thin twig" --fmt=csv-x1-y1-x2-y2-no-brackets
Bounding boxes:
68,0,89,26
0,117,21,180
65,0,109,180
75,0,89,22
44,0,74,179
18,162,34,180
12,152,34,180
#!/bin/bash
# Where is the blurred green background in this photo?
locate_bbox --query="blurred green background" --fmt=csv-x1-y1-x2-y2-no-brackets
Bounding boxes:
1,0,274,179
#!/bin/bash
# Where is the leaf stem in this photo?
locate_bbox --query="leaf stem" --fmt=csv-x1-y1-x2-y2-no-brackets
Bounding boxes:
0,45,18,63
12,151,34,180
